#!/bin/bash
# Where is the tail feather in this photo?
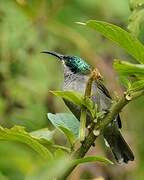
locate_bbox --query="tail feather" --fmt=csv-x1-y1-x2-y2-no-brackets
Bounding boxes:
104,130,134,163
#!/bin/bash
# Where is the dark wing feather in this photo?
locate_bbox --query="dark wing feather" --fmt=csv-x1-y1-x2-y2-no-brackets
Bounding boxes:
96,80,111,98
97,80,122,128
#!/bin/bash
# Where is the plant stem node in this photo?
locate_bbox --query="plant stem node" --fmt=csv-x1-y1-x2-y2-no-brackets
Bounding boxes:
93,130,100,136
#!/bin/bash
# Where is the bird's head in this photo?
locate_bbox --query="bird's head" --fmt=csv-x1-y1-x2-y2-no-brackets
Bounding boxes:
41,51,91,75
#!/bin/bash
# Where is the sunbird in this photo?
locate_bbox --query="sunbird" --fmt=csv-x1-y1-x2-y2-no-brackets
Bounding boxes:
42,51,134,163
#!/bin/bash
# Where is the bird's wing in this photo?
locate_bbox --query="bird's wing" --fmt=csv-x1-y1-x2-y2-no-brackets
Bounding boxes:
94,80,122,129
96,80,111,99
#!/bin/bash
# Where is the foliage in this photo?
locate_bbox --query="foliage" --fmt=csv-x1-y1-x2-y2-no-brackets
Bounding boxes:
0,125,52,159
48,113,79,146
81,20,144,90
79,20,144,64
128,0,144,43
0,0,144,179
47,16,144,179
74,156,113,165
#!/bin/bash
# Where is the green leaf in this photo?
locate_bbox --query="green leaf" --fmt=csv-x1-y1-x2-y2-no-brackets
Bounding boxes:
74,156,113,165
130,80,144,92
128,8,144,44
118,75,132,89
0,126,53,159
30,128,56,149
50,90,83,106
54,148,67,157
51,90,96,118
30,128,55,141
27,155,73,180
47,113,80,145
130,0,144,11
84,97,97,118
114,60,144,76
52,145,70,153
31,128,70,153
83,20,144,64
59,126,76,146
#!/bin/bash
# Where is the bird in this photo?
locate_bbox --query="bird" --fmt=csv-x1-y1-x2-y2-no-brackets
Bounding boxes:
42,51,134,163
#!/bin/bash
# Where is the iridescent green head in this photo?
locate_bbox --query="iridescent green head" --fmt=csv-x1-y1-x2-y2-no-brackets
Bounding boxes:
41,51,91,74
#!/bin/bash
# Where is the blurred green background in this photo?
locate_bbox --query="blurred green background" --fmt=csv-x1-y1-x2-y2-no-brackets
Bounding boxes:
0,0,144,179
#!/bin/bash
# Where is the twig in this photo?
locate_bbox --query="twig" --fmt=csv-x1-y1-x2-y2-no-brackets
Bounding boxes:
79,68,101,141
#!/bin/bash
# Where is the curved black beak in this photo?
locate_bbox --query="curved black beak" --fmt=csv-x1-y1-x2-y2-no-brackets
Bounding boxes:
41,51,64,60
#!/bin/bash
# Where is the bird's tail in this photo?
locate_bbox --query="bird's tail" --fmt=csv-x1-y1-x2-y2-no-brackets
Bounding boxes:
104,129,134,163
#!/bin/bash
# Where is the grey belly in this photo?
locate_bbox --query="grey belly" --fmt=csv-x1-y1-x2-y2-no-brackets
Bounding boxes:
63,75,111,121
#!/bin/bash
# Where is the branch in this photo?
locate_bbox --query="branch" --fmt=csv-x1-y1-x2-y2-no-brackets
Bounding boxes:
79,68,102,141
60,78,144,179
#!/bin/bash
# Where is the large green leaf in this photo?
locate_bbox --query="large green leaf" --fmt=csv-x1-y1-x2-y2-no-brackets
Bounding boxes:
114,60,144,76
0,126,52,159
51,90,96,118
50,90,83,106
74,156,113,165
48,113,79,145
81,20,144,64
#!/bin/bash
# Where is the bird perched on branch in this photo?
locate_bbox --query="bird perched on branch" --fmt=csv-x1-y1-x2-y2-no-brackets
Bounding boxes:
42,51,134,163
